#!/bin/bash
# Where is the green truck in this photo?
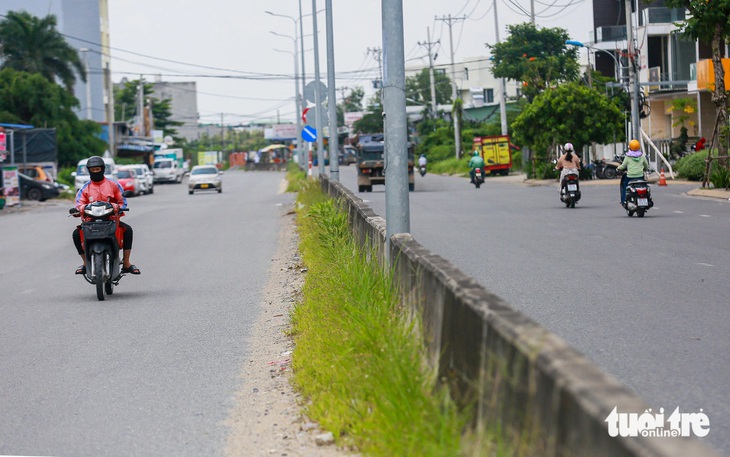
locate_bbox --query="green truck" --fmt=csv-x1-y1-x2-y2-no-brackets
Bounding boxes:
355,134,415,192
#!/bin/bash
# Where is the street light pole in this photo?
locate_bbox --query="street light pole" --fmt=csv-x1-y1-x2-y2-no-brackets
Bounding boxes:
624,0,641,142
80,48,92,120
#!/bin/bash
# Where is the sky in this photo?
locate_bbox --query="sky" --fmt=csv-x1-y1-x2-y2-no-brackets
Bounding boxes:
107,0,594,127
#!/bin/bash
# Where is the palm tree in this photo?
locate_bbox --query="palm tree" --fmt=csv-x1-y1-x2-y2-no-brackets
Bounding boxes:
0,11,85,92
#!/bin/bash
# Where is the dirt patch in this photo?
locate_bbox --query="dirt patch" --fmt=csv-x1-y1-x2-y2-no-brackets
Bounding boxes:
224,203,352,457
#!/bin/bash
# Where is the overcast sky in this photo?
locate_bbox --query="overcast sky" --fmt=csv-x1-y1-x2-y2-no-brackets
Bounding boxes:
107,0,594,126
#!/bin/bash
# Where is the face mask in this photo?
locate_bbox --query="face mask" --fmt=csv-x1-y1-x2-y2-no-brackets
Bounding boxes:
89,167,105,182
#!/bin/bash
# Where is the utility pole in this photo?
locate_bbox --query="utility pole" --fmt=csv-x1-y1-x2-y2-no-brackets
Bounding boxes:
311,0,325,177
382,0,410,245
80,48,92,120
299,0,307,170
418,28,439,119
220,113,225,158
367,47,383,103
325,0,339,182
625,0,641,141
436,14,466,159
493,0,508,135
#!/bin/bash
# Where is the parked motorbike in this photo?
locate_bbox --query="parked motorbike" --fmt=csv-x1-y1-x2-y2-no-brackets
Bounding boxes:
595,154,625,179
419,164,427,177
623,178,653,217
471,168,485,188
559,172,581,208
70,202,128,301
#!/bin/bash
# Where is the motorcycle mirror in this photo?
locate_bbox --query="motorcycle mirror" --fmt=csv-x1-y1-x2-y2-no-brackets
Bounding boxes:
69,208,79,214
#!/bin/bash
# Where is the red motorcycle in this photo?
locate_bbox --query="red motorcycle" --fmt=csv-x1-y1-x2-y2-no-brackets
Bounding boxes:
70,201,128,301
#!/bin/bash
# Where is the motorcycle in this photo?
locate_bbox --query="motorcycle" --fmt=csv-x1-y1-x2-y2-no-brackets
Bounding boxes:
595,154,625,179
623,178,653,217
471,168,484,188
559,172,581,208
70,201,128,301
418,164,427,177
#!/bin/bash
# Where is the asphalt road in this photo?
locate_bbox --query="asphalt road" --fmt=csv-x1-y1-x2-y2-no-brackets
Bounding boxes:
0,171,293,457
333,164,730,455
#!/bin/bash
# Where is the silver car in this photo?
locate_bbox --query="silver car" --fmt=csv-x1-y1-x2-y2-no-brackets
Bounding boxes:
128,164,154,194
188,165,223,194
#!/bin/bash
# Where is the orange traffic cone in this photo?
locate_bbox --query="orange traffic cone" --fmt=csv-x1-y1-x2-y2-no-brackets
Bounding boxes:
658,168,667,186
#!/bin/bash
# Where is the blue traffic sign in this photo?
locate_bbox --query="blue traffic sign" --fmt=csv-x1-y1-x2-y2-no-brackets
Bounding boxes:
302,126,317,142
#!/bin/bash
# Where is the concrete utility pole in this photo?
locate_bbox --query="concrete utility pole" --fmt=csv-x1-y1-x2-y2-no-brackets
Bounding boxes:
418,28,439,119
382,0,410,242
625,0,641,141
80,48,92,120
311,0,325,177
436,14,466,159
493,0,508,135
299,0,308,170
325,0,339,182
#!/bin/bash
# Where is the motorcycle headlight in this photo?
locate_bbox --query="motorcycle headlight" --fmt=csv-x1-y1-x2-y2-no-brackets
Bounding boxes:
41,183,54,189
85,205,113,217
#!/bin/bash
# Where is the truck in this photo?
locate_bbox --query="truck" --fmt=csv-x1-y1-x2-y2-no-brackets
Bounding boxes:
473,135,512,176
355,133,415,192
153,148,186,183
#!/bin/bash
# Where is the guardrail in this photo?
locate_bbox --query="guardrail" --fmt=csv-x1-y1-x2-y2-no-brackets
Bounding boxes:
319,176,719,457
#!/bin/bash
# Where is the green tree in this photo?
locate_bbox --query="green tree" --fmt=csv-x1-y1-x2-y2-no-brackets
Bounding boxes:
0,11,85,92
405,68,452,108
337,86,365,125
114,79,183,139
0,68,106,166
511,82,624,156
664,0,730,160
488,23,580,101
352,93,384,133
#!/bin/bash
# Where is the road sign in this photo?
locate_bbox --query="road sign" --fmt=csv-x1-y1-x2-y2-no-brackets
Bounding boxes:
305,105,328,128
301,126,317,142
303,81,327,104
302,107,310,123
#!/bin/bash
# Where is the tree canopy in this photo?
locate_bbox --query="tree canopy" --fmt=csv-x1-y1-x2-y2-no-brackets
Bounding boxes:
0,11,85,92
488,23,580,101
405,68,452,107
511,82,624,155
0,68,106,166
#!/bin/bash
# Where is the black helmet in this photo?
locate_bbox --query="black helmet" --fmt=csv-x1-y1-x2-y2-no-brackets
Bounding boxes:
87,156,106,182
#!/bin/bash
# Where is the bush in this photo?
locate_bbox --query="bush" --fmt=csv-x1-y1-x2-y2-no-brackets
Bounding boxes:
675,151,709,181
710,165,730,189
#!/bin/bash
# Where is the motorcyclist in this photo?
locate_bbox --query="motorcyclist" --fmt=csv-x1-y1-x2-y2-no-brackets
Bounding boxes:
72,156,141,275
418,154,427,168
554,142,581,194
617,139,650,205
468,150,485,183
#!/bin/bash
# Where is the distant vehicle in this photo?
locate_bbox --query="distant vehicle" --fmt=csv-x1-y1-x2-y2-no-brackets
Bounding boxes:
339,145,357,166
18,165,53,183
153,158,185,183
19,172,60,201
128,164,154,194
115,167,142,197
188,165,223,194
356,133,415,192
72,157,117,192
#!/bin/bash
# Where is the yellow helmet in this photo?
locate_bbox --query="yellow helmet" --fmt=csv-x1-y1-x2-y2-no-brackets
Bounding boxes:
629,139,641,151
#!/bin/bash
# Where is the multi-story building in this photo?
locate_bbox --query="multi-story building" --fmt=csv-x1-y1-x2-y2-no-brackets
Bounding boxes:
150,80,200,142
591,0,729,149
1,1,111,125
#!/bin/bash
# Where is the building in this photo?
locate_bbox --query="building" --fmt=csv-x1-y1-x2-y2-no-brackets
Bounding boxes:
591,0,729,151
1,1,111,125
150,80,199,141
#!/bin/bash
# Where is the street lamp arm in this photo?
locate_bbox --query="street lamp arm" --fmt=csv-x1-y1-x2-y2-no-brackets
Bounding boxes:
565,39,620,69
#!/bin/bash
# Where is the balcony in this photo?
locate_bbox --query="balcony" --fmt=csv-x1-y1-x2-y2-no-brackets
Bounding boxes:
596,25,626,43
639,7,685,26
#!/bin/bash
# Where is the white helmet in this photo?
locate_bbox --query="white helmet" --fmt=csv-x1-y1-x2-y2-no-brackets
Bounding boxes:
564,142,574,152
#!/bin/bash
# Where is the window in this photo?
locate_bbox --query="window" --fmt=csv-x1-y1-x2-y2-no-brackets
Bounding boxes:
485,89,494,104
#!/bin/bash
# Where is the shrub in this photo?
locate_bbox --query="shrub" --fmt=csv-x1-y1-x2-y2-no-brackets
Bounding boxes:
710,165,730,189
675,151,709,181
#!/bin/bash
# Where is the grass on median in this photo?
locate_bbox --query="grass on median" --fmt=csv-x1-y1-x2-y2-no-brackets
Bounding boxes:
289,178,468,456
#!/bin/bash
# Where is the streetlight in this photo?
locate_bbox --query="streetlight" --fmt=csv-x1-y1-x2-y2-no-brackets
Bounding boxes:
565,40,621,83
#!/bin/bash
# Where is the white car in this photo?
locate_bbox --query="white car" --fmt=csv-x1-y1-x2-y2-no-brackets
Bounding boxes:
128,164,154,194
72,157,117,192
188,165,223,194
153,158,185,183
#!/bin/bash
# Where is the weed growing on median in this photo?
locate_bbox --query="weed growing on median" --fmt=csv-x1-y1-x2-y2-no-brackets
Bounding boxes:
291,180,467,456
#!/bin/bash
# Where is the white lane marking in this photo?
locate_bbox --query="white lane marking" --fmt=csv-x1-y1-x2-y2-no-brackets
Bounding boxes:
700,214,711,218
674,210,683,214
696,263,714,267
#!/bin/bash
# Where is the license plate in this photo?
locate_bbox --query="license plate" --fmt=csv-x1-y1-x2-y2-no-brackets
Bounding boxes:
638,198,648,206
201,184,209,188
567,184,577,191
